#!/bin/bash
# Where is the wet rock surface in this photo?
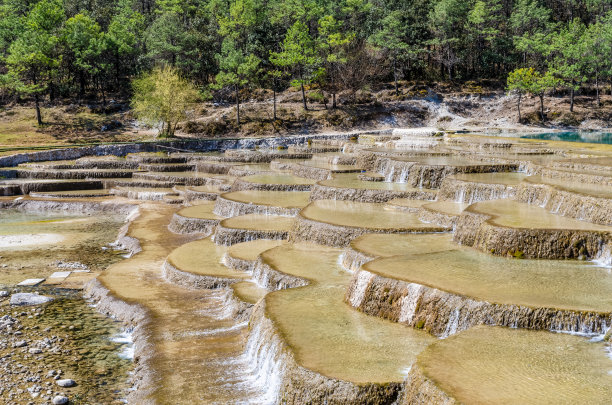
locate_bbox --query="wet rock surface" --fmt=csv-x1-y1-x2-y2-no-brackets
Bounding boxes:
0,291,131,405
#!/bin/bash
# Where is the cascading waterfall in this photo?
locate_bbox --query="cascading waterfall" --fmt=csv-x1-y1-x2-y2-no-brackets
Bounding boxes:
452,184,511,204
238,319,285,404
349,271,374,308
398,284,424,324
594,244,612,268
441,309,461,338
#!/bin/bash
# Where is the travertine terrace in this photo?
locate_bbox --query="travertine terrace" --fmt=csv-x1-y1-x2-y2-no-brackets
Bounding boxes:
1,128,611,404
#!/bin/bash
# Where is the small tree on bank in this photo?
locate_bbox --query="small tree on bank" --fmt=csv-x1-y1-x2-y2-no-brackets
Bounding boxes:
507,67,536,122
131,65,199,138
507,67,556,122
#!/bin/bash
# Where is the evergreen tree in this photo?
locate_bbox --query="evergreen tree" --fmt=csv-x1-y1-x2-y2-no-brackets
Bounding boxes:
4,0,64,124
270,21,321,111
549,19,587,112
214,38,260,126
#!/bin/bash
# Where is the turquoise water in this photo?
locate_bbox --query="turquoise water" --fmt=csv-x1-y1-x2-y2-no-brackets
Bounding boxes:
520,132,612,144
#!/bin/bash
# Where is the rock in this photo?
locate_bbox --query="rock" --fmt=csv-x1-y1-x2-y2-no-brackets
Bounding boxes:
28,348,42,354
10,293,54,307
0,291,8,298
101,120,122,131
13,340,27,348
52,395,69,404
55,379,75,387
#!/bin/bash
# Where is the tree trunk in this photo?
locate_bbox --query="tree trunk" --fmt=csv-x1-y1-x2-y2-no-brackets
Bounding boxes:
570,80,575,112
300,82,308,111
34,93,42,126
273,88,277,121
332,92,336,109
595,73,600,107
393,56,399,96
539,95,545,122
517,93,522,123
235,85,241,126
79,73,85,103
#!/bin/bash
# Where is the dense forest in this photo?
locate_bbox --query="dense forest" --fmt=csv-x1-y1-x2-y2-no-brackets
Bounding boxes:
1,0,611,126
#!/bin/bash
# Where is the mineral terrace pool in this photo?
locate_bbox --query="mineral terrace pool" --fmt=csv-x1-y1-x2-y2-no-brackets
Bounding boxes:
0,128,611,404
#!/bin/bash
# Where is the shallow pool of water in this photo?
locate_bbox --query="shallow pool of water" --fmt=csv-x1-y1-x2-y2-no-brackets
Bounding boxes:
520,131,612,145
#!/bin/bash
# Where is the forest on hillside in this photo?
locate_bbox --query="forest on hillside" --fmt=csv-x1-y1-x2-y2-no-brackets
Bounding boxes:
1,0,611,126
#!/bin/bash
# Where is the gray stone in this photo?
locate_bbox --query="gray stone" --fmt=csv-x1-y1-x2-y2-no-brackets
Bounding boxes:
13,340,27,348
9,293,53,306
55,379,75,387
0,291,8,298
52,395,69,405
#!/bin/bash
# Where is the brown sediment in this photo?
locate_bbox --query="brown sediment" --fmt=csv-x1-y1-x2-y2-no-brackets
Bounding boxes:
224,239,285,272
162,260,246,289
100,178,177,189
399,364,456,405
222,149,313,163
126,153,189,164
0,179,103,196
292,200,448,247
214,214,294,246
181,185,220,203
138,163,195,172
132,171,235,187
417,201,470,228
375,156,517,188
454,200,612,259
515,176,612,225
400,326,612,404
536,166,612,186
346,268,612,337
251,257,309,291
290,162,362,181
226,163,277,177
231,174,316,192
28,189,112,198
167,203,222,235
213,191,310,217
110,187,178,201
15,168,136,179
194,161,241,174
310,178,436,203
436,173,525,203
384,198,431,213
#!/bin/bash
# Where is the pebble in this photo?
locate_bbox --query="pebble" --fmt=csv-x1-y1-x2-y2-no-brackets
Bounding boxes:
55,379,75,387
13,341,28,348
52,395,69,404
0,291,8,298
28,348,42,354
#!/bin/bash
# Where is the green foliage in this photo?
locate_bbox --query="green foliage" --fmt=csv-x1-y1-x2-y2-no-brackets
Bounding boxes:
271,21,321,110
0,0,611,118
507,67,557,121
131,65,200,137
3,0,64,123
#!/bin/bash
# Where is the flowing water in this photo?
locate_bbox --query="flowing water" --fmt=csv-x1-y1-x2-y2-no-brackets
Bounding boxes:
1,132,612,404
